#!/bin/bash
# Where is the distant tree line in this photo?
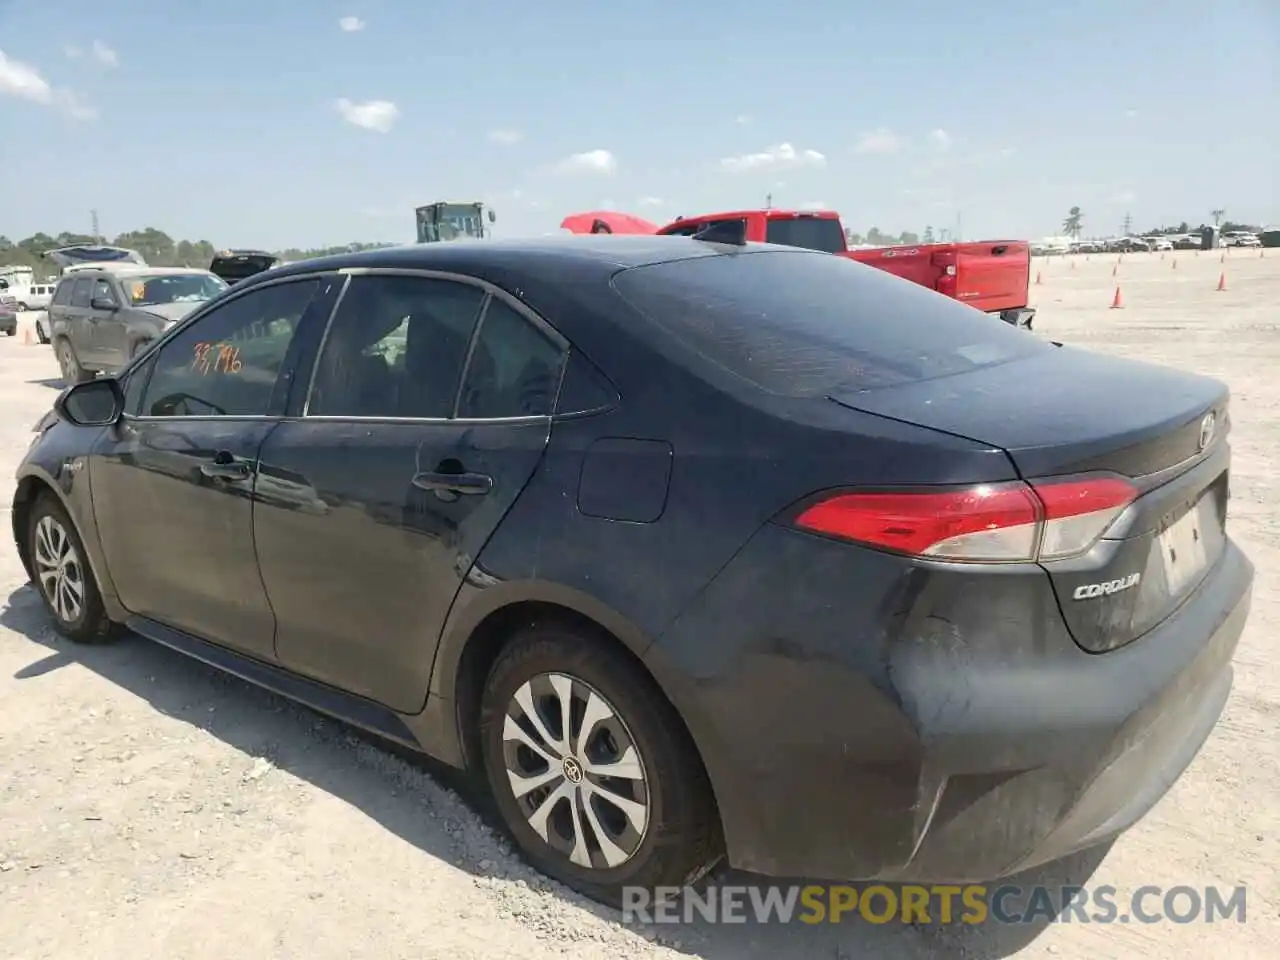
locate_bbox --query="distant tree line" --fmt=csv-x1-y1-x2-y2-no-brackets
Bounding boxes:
1061,205,1264,240
0,228,397,280
845,227,923,246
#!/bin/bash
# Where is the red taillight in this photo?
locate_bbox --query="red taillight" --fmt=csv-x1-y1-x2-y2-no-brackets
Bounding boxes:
792,475,1137,562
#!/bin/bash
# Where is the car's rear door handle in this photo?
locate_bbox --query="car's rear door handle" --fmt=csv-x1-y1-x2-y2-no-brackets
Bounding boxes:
200,451,253,481
412,470,493,496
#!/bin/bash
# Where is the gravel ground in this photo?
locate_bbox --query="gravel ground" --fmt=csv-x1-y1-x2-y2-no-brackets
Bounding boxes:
1,247,1277,958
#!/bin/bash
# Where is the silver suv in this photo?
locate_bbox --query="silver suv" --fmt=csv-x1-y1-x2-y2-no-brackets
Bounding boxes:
48,267,228,383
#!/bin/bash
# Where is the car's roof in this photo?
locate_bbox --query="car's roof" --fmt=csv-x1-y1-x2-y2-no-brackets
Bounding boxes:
263,235,774,284
62,266,218,280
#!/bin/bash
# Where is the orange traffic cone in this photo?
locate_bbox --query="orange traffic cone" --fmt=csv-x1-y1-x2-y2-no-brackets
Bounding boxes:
1110,286,1123,309
1216,272,1226,292
22,327,33,345
1035,271,1042,285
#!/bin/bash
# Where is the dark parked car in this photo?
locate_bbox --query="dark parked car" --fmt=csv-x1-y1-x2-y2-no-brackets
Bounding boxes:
12,237,1253,906
208,249,280,285
47,267,229,383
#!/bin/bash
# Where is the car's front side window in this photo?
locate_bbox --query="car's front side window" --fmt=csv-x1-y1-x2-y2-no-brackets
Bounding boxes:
137,279,321,418
307,274,485,418
69,277,93,307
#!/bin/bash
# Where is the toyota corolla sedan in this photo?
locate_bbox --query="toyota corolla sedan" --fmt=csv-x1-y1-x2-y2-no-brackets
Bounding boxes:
12,235,1253,906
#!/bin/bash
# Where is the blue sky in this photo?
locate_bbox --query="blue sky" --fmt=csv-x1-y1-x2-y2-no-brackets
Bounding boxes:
1,0,1276,249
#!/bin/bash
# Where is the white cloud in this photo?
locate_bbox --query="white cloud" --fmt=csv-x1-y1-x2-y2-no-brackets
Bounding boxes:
488,128,522,145
719,143,826,173
1124,108,1138,118
333,98,398,132
63,44,81,59
91,40,118,67
0,51,96,119
853,127,902,154
928,128,951,151
555,149,617,175
339,16,366,32
735,114,751,125
800,200,827,210
638,196,665,207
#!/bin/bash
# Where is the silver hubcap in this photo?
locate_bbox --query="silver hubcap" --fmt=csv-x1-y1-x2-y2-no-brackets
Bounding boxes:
502,673,650,870
34,515,85,623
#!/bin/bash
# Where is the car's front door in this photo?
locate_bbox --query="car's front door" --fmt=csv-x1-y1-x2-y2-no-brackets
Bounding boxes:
253,272,567,711
87,275,127,368
90,274,341,658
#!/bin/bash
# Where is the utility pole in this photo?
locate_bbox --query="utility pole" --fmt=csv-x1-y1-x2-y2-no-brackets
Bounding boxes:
91,209,101,243
765,193,772,210
1122,212,1132,235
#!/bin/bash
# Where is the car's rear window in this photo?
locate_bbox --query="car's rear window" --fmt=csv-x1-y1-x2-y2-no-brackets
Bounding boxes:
764,216,847,254
611,249,1047,397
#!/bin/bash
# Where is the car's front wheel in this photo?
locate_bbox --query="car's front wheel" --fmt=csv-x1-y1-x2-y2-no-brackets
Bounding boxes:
479,622,722,907
56,339,94,384
26,494,120,644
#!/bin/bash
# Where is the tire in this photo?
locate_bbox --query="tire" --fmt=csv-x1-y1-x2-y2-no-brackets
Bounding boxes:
56,338,95,384
36,320,50,345
26,494,120,644
17,302,29,311
479,621,722,907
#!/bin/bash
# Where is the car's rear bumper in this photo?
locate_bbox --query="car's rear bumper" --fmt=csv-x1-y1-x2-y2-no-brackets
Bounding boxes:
649,524,1252,882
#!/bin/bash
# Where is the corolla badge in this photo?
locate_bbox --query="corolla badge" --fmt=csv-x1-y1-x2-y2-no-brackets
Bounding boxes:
1198,412,1216,452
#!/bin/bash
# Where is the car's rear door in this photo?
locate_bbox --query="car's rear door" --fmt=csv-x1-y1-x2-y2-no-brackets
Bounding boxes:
60,275,95,361
89,273,341,659
254,271,566,712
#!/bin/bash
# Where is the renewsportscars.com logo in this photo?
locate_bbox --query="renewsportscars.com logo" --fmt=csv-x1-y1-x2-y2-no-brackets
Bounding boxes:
622,884,1249,926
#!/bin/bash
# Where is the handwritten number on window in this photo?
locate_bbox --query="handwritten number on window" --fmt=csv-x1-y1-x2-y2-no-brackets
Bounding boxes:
191,341,243,376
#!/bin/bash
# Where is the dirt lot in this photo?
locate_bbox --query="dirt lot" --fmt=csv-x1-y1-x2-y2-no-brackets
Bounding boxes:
2,247,1277,959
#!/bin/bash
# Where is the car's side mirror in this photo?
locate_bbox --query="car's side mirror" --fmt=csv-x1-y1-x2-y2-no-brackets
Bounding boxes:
55,378,124,426
90,296,119,311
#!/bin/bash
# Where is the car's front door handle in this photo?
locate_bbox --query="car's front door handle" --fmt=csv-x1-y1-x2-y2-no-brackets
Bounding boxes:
412,470,493,497
200,451,253,481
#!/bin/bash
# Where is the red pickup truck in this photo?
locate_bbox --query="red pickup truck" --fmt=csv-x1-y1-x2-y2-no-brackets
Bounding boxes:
655,208,1035,328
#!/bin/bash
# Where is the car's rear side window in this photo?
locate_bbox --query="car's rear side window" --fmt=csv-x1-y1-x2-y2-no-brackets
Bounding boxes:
51,281,73,305
764,216,846,253
611,249,1048,397
69,277,94,307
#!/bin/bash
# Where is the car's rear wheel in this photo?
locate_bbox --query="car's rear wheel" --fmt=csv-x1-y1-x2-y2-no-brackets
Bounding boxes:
479,622,722,907
36,319,50,344
26,494,120,644
56,339,94,384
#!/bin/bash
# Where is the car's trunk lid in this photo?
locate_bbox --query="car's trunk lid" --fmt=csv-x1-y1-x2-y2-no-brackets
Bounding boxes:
209,251,278,284
828,345,1231,651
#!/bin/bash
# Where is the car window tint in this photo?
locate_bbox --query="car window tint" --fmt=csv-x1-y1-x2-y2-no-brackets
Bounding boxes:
612,249,1050,396
122,352,156,416
69,277,93,307
51,282,73,305
308,274,484,418
91,278,116,305
457,299,564,418
139,279,320,417
765,217,847,253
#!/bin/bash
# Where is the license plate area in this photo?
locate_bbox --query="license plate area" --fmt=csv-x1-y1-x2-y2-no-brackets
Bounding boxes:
1157,492,1218,599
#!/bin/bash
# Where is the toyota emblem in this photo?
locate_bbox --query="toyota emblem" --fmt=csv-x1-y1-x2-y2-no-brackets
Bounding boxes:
1198,412,1216,451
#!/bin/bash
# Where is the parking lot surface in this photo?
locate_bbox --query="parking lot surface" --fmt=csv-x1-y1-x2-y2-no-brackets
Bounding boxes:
1,247,1277,959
